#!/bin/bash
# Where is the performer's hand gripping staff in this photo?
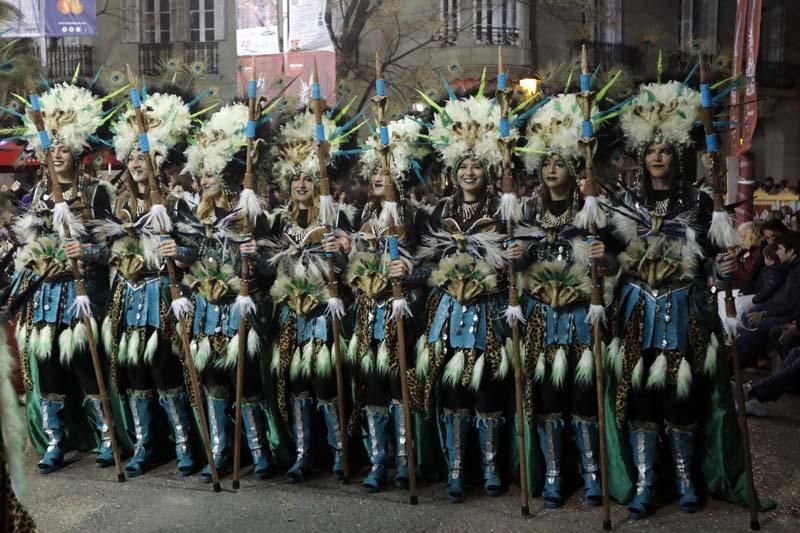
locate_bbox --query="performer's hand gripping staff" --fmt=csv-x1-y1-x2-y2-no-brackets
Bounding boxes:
574,45,612,531
311,60,351,484
699,59,760,531
125,65,221,492
28,92,125,483
495,47,529,517
372,52,419,505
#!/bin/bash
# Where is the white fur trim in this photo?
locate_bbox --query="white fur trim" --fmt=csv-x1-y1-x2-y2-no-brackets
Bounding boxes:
143,203,172,234
442,350,465,388
574,195,608,230
236,187,264,225
495,192,521,223
709,210,740,249
586,304,606,326
631,357,644,390
379,201,400,228
170,297,193,320
234,295,256,319
676,358,693,399
389,297,413,321
574,348,594,386
52,202,87,241
645,352,668,390
143,330,159,365
504,305,526,326
326,297,345,320
415,337,430,380
319,194,336,227
469,354,485,391
551,346,567,388
68,295,93,320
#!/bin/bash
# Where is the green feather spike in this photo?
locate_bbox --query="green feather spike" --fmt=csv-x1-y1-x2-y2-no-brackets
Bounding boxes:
260,95,283,117
711,76,735,90
476,67,487,99
512,93,537,115
415,89,444,113
11,93,30,107
564,66,574,92
100,101,127,125
100,84,131,103
191,102,219,119
71,63,81,84
657,49,663,83
330,119,367,145
596,70,621,102
333,95,358,123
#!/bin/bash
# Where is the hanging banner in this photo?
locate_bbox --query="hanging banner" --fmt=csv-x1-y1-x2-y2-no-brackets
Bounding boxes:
237,50,336,103
0,0,42,37
236,0,281,56
45,0,97,37
287,0,333,52
740,0,762,155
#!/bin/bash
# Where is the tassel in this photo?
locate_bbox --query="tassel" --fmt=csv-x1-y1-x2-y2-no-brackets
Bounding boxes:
326,297,345,320
101,316,112,355
71,321,88,355
585,304,606,326
551,346,567,388
221,335,239,369
143,203,172,234
118,331,129,365
234,295,256,319
195,337,211,372
676,358,693,399
29,327,41,360
316,344,332,378
39,325,53,361
495,345,510,380
58,327,74,366
495,192,522,223
573,195,608,230
143,330,159,365
709,210,740,249
376,340,389,374
574,348,594,386
724,316,739,341
534,352,546,382
470,354,485,391
289,346,302,379
504,305,526,326
170,297,193,320
52,201,87,240
236,187,264,225
379,200,400,227
15,323,27,356
361,353,374,374
69,295,93,319
631,357,643,390
247,329,260,356
389,297,413,321
346,335,358,365
645,352,668,390
300,341,313,378
270,342,281,374
127,329,141,366
318,194,337,226
442,350,465,388
705,333,719,376
415,337,429,379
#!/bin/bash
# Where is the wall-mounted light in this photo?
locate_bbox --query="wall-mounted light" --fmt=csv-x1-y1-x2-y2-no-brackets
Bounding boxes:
519,78,538,95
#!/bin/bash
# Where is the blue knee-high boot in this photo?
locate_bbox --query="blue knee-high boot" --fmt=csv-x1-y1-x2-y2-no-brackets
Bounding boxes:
287,396,313,483
477,414,504,497
125,394,154,477
666,425,699,513
89,398,115,468
241,402,276,479
320,400,346,480
443,410,471,503
390,403,409,488
573,417,602,506
201,397,230,483
627,426,658,519
537,415,565,509
159,391,195,476
38,398,65,474
362,408,389,492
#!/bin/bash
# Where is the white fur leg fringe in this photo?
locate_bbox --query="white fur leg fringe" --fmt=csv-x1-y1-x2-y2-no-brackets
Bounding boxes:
504,305,526,327
573,195,607,230
170,297,193,320
69,295,92,319
326,297,345,320
389,297,413,321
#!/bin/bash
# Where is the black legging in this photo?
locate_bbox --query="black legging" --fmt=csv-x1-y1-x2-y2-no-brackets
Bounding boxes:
201,354,262,400
533,346,597,418
440,349,507,414
362,338,413,406
38,334,99,397
289,370,338,402
123,332,185,392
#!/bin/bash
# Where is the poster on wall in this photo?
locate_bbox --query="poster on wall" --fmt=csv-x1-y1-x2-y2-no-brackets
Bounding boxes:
287,0,333,52
44,0,97,37
236,0,282,56
0,0,42,37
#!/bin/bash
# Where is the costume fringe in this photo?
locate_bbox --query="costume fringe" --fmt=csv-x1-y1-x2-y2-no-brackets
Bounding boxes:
69,295,93,319
236,187,264,225
470,354,485,391
677,358,692,399
495,192,522,223
573,195,607,230
361,353,374,374
319,194,337,226
605,337,622,380
234,295,256,319
575,348,594,386
379,200,400,227
534,351,546,382
346,335,358,365
52,201,87,240
415,336,429,379
270,342,281,374
389,297,412,321
496,342,510,380
300,341,314,378
36,325,52,362
705,333,719,376
170,297,193,320
221,335,239,369
194,337,211,372
247,329,260,356
504,305,525,326
645,352,668,390
143,330,159,365
709,210,740,249
586,304,606,326
326,297,345,320
144,203,173,234
551,346,567,388
118,331,129,366
376,340,389,375
127,329,141,366
631,357,643,390
442,350,465,388
15,323,28,356
289,346,302,379
316,344,333,378
58,327,74,366
101,316,112,355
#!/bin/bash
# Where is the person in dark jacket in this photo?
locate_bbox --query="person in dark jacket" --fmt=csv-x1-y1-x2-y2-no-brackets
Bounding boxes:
739,219,788,295
750,243,788,304
738,232,800,367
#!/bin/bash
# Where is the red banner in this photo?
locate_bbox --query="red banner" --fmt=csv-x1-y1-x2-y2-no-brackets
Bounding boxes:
236,51,337,103
730,0,762,156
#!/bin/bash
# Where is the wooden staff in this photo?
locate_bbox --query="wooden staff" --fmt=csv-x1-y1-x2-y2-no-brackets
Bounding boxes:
495,47,529,517
310,59,351,484
125,66,221,492
371,52,418,505
575,45,612,530
28,93,125,483
232,57,261,490
698,59,760,531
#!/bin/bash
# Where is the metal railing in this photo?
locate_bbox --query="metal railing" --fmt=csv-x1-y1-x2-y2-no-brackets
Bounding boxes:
32,42,93,80
183,41,219,75
568,40,639,70
138,43,174,76
475,27,520,46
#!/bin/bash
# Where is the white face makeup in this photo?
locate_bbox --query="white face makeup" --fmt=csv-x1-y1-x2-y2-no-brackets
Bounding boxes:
644,142,675,180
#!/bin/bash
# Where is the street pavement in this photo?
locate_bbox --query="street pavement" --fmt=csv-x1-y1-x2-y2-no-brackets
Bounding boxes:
22,390,800,533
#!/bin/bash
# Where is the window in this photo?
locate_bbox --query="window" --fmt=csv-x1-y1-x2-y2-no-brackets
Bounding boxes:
143,0,171,44
441,0,460,46
474,0,519,45
190,0,215,42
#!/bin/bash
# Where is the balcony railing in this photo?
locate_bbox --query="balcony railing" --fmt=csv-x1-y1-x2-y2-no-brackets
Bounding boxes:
568,40,639,70
183,42,219,75
32,42,93,80
476,27,520,46
138,43,174,76
757,61,799,90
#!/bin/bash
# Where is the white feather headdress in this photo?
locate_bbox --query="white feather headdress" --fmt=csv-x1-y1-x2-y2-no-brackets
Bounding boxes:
521,93,597,172
23,83,104,155
428,94,516,173
620,81,699,149
183,103,248,177
359,116,425,186
112,92,192,167
271,108,341,188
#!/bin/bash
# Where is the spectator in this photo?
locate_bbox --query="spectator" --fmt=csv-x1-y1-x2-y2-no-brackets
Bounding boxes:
737,232,800,368
791,211,800,232
757,176,775,194
732,222,762,286
743,334,800,416
749,243,787,305
739,219,788,295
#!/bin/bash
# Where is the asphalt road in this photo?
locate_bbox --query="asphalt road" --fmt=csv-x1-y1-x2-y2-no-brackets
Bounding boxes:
21,390,800,533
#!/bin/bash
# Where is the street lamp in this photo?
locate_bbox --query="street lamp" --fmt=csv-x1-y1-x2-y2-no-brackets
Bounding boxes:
519,78,538,95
